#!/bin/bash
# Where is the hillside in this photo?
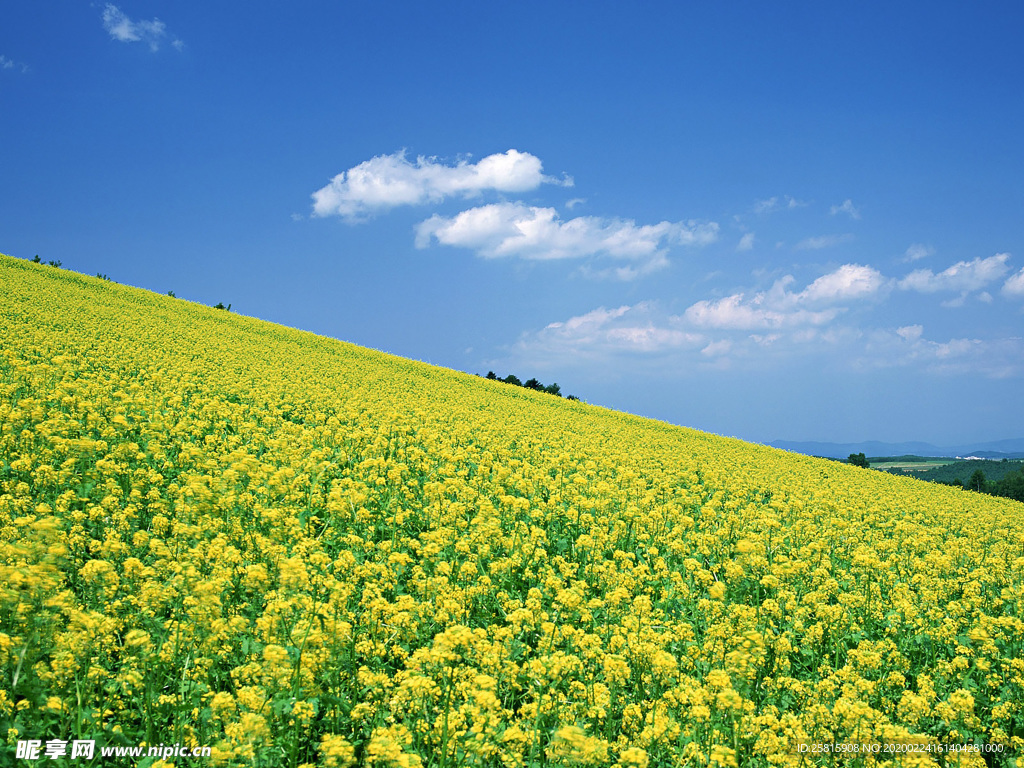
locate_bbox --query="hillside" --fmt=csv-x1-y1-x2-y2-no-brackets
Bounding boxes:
2,253,1022,767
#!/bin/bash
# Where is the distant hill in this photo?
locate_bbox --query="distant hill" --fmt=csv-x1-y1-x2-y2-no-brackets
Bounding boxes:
770,438,1024,460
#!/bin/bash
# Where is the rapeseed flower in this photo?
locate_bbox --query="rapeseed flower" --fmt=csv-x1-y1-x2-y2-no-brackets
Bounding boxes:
2,254,1023,767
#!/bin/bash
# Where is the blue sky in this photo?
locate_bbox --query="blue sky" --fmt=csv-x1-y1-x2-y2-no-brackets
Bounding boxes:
2,1,1023,446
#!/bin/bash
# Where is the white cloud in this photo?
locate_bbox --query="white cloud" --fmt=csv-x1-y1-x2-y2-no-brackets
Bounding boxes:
513,303,704,360
311,149,571,220
940,294,967,309
684,263,885,331
0,54,29,73
701,339,732,357
415,202,718,278
506,276,1023,378
565,198,586,210
897,324,923,341
1003,266,1024,298
511,281,873,372
552,305,630,331
830,199,861,219
102,5,178,52
899,253,1010,294
903,243,934,262
737,233,755,252
754,195,806,215
794,233,854,251
750,333,781,346
684,293,840,331
861,327,1024,378
799,263,886,304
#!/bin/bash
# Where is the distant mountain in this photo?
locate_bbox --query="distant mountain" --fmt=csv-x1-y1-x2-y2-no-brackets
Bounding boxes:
769,438,1024,460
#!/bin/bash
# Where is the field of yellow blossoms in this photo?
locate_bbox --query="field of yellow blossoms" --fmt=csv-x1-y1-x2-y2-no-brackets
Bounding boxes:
2,252,1023,767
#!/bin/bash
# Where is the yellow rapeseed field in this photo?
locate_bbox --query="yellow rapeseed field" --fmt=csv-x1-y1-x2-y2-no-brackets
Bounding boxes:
1,253,1022,767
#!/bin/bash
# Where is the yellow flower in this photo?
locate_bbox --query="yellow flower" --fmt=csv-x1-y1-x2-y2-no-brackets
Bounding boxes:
4,253,1024,768
616,746,649,768
710,744,738,767
548,725,609,766
210,692,236,717
319,734,356,768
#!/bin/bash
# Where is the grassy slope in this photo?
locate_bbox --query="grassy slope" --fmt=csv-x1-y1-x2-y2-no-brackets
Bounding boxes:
2,254,1023,767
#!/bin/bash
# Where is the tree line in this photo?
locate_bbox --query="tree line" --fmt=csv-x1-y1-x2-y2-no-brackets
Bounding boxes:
484,372,578,401
848,448,1024,503
938,466,1024,503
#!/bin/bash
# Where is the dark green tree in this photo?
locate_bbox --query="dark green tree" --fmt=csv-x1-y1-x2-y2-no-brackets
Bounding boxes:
848,452,869,468
994,468,1024,502
968,469,987,493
